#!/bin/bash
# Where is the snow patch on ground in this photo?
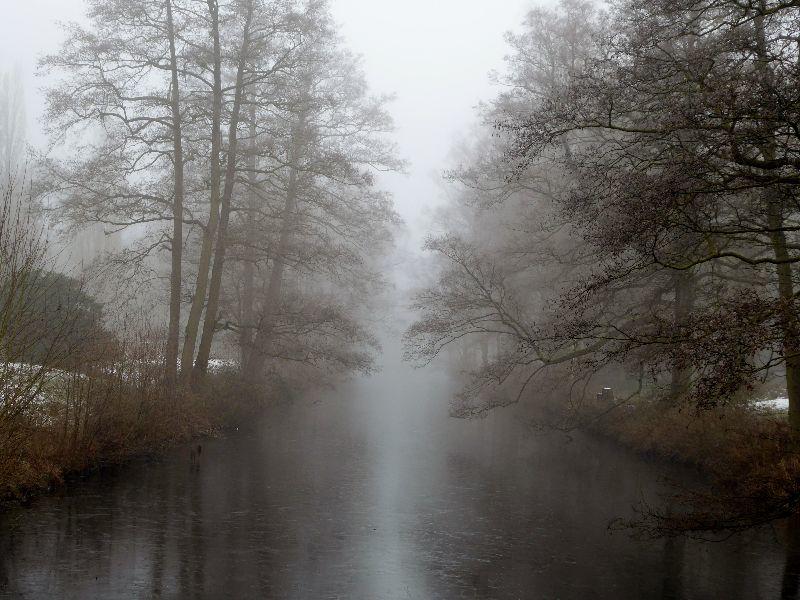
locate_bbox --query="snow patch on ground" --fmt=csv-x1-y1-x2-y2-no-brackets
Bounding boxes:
207,358,238,373
755,397,789,411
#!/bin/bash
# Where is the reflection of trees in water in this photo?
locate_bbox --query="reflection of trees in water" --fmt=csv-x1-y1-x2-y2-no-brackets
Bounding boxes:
661,535,684,599
0,528,16,596
189,467,206,596
411,420,788,599
157,433,283,597
0,401,794,598
149,469,170,598
176,461,206,597
783,514,800,599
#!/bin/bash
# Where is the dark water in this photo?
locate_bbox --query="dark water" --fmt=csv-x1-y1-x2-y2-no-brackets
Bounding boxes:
0,347,794,598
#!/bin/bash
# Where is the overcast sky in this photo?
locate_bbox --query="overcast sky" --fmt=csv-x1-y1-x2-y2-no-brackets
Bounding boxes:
0,0,540,249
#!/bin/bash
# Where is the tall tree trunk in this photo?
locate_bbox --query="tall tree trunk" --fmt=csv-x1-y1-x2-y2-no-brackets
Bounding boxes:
768,198,800,432
240,104,258,369
669,268,695,401
754,3,800,431
244,118,305,380
194,5,254,377
164,0,184,390
180,0,222,383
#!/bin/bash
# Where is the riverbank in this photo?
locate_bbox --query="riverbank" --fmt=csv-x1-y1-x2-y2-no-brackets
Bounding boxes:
585,397,800,534
1,361,788,599
0,370,266,510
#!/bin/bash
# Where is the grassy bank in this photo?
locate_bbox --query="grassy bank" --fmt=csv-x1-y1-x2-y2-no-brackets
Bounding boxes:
0,363,266,509
582,396,800,534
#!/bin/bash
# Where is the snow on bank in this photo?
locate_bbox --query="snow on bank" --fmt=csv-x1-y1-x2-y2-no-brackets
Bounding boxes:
755,397,790,411
207,358,237,373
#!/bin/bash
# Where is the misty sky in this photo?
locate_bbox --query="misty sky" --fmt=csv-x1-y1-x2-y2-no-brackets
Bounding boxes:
0,0,540,248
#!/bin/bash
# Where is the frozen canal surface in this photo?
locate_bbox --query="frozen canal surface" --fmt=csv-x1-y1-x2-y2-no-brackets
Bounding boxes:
0,343,794,599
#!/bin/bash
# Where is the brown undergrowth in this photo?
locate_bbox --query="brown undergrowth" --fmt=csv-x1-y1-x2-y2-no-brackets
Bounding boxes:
0,358,267,509
0,182,272,508
586,398,800,536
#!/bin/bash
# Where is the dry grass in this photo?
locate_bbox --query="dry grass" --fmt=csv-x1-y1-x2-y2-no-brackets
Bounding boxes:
0,181,271,507
0,344,265,506
587,398,800,535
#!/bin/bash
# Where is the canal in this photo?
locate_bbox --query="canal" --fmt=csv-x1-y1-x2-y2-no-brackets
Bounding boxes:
0,336,792,599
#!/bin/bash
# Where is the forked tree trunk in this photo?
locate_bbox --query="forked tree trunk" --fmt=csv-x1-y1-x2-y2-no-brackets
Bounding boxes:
194,6,254,377
180,0,222,383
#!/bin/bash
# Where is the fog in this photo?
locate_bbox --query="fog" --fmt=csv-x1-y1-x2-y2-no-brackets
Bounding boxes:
1,0,533,250
331,0,532,245
2,1,800,598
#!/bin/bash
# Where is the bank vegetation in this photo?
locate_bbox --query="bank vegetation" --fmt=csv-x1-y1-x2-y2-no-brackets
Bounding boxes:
405,0,800,536
0,0,399,505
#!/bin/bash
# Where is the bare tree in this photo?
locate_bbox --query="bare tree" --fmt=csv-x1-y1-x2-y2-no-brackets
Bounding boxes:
239,33,402,381
191,0,309,379
504,0,800,425
37,0,195,387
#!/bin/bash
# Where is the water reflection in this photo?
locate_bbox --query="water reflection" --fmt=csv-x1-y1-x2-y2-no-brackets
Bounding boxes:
781,514,800,599
0,356,792,599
